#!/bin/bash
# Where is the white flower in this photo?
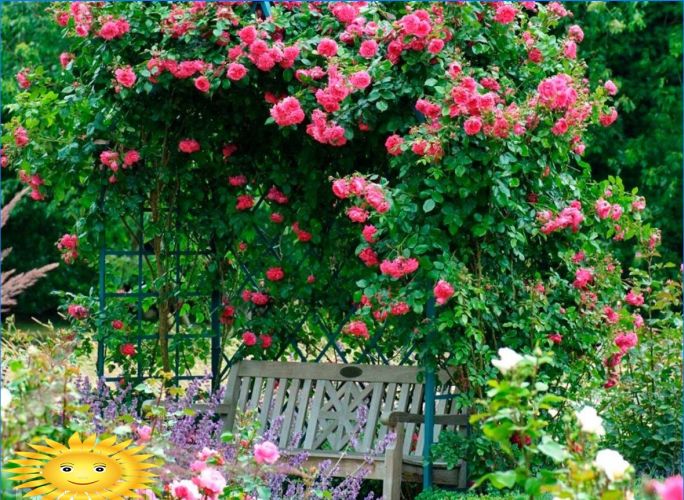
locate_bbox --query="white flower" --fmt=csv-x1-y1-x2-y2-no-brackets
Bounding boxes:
576,406,605,436
594,449,631,481
491,348,524,374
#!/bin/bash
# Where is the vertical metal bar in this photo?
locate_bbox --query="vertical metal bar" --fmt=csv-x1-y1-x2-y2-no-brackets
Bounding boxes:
423,297,436,491
210,290,221,391
96,190,106,379
174,214,181,386
136,208,144,383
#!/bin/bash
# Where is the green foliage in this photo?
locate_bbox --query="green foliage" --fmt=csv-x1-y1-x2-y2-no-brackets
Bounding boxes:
572,3,683,262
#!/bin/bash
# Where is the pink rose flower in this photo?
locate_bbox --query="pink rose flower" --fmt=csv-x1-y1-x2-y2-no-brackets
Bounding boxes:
625,290,644,307
463,117,482,136
266,267,285,281
362,225,377,243
615,331,638,352
179,139,200,153
136,425,152,443
494,4,517,24
227,63,248,81
604,80,618,96
59,52,75,69
573,268,594,289
194,76,211,93
194,468,226,496
651,475,683,500
124,150,140,167
317,38,338,57
433,280,454,305
114,66,136,88
349,71,371,90
385,134,404,156
169,479,201,500
359,40,378,59
270,97,305,127
254,441,280,464
242,331,257,346
332,178,350,199
347,206,369,223
344,320,369,339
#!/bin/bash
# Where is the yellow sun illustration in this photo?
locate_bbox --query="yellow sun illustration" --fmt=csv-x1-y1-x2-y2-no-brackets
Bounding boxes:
8,432,157,499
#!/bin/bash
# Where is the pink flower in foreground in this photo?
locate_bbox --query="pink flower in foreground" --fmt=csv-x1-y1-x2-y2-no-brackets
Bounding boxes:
433,280,454,305
650,475,683,500
236,195,254,211
464,116,482,135
254,441,280,464
599,108,618,127
67,304,88,320
111,319,124,330
114,66,136,88
350,71,371,90
379,257,419,279
169,480,201,500
548,333,563,344
136,425,152,443
347,206,369,223
194,468,226,496
332,178,350,198
604,80,618,96
362,225,377,243
124,150,140,167
385,134,404,155
494,4,517,24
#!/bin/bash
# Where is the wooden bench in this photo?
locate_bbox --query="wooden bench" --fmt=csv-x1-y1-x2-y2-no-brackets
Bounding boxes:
216,360,469,499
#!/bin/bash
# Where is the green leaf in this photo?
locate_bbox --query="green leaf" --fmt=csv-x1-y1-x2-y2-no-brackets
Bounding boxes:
423,199,436,213
537,436,569,462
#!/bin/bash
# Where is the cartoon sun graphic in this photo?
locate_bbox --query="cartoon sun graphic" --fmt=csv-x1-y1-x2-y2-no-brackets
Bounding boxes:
8,432,157,499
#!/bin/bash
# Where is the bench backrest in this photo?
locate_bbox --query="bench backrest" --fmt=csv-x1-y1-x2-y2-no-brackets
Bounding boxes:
219,361,467,457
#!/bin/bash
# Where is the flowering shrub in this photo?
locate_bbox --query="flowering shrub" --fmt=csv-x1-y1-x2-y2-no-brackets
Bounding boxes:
2,0,681,482
472,348,636,498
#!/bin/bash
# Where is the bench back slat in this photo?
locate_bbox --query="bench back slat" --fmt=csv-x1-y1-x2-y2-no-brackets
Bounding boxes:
221,361,467,457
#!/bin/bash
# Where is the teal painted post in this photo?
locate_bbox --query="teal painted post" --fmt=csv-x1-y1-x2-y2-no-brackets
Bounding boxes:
423,297,436,491
211,290,221,391
97,188,106,379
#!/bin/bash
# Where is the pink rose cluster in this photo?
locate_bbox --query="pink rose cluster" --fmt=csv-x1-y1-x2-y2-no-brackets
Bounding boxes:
595,198,623,221
270,96,306,127
55,3,94,37
379,256,419,279
344,320,370,339
241,331,272,349
97,17,131,40
241,289,269,307
537,200,585,235
306,110,347,146
169,448,227,500
433,280,455,305
230,25,299,72
18,170,45,201
56,234,79,264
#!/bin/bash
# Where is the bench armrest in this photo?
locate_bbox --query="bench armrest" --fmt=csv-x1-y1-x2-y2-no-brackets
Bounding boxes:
381,411,469,427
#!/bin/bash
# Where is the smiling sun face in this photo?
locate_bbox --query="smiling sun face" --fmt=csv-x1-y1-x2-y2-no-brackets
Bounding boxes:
9,433,156,499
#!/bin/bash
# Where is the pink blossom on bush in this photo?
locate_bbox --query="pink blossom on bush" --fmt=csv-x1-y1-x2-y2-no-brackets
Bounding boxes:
67,304,88,320
615,331,638,352
179,139,200,153
332,178,350,198
226,63,247,81
123,150,140,167
573,268,594,289
16,69,30,89
434,280,454,305
358,247,379,267
595,198,612,219
236,195,254,211
270,212,284,224
59,52,75,68
625,290,644,307
604,306,620,324
385,134,404,155
194,468,226,497
14,126,29,148
344,320,369,339
548,333,563,344
111,319,124,330
114,66,136,88
350,71,371,89
599,108,618,127
537,74,577,110
359,40,378,58
632,197,646,211
254,441,280,464
427,39,444,54
242,331,257,346
317,38,338,57
649,475,683,500
194,76,210,93
270,97,305,127
169,479,201,500
347,206,369,223
380,257,419,279
633,314,645,329
563,40,577,59
228,175,247,187
568,24,584,43
493,4,518,24
362,225,377,243
266,267,284,281
604,80,618,96
464,117,482,135
135,425,152,443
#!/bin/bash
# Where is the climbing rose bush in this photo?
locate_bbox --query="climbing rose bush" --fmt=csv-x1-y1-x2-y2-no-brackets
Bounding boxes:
2,1,680,474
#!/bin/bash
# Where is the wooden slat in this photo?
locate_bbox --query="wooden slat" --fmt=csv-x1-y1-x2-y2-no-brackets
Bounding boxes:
258,378,276,430
247,377,263,411
302,380,327,449
279,379,301,447
220,361,243,431
291,379,312,447
236,361,421,384
361,383,384,452
403,384,424,456
271,377,288,420
377,383,398,443
237,376,252,409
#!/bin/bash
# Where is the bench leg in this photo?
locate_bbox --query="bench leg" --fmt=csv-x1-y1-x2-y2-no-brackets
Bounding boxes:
383,423,405,500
